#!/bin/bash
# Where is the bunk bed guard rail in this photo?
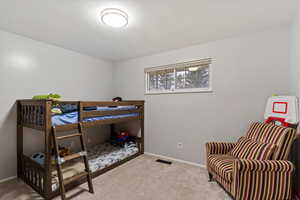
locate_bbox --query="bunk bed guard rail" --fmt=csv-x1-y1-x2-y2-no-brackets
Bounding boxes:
17,100,144,129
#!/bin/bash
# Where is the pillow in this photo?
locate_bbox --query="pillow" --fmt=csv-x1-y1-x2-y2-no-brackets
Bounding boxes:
59,104,78,113
228,137,276,160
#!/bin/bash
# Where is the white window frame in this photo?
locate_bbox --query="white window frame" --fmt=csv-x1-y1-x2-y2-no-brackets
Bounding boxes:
144,58,213,95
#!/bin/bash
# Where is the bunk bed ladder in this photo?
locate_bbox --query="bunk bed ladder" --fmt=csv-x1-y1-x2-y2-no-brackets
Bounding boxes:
52,123,94,200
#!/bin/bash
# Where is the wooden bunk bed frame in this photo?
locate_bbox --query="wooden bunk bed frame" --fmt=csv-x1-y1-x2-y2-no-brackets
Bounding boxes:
16,99,144,199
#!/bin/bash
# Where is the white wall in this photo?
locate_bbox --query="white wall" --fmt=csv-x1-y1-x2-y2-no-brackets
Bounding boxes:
113,27,291,165
0,30,113,180
290,13,300,96
290,11,300,197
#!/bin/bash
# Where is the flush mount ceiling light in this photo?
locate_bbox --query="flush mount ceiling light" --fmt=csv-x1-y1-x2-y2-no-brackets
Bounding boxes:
188,67,199,72
100,8,128,28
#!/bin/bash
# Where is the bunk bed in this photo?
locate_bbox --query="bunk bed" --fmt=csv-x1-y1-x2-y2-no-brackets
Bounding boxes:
17,100,144,200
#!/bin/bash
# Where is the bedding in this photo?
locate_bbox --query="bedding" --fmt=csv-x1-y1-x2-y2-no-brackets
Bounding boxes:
58,104,78,113
34,142,139,191
52,106,138,126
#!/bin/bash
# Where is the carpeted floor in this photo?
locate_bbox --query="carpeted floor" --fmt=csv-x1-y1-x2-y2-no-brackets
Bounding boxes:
0,155,230,200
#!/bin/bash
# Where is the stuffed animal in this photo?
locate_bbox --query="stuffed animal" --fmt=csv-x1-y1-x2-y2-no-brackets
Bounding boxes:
32,93,62,113
32,93,61,101
51,108,62,115
109,97,123,108
58,145,71,157
110,130,130,147
112,97,122,102
51,145,71,157
116,130,129,142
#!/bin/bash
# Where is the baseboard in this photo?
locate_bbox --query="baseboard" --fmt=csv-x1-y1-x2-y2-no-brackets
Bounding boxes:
0,176,17,183
145,152,206,168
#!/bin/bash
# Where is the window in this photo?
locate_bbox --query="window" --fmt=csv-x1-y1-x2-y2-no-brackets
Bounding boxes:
145,58,212,94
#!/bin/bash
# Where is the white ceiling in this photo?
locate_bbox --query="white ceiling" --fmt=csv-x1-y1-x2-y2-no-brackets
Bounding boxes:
0,0,300,61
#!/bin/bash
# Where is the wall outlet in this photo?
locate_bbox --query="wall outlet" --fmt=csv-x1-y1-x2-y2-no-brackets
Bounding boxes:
177,142,183,149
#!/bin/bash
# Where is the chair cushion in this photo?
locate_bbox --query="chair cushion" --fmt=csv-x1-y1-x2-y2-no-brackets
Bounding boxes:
228,137,276,160
245,122,296,160
207,154,236,182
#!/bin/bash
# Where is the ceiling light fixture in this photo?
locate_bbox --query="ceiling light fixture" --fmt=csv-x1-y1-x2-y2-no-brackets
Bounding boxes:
100,8,128,28
188,67,199,72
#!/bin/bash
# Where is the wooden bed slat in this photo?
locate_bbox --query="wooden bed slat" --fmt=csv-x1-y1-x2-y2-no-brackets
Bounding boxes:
54,124,78,132
22,123,44,131
81,101,144,107
82,115,141,127
81,108,142,118
56,133,81,140
62,152,82,162
64,171,88,185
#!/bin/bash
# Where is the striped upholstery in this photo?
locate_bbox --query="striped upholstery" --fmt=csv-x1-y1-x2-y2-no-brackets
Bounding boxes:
206,122,296,200
233,159,294,200
245,122,296,160
228,137,277,160
205,142,236,182
206,142,236,156
213,172,232,195
207,154,235,182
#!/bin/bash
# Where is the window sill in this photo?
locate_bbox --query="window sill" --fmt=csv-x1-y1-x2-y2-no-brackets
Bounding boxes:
145,88,213,95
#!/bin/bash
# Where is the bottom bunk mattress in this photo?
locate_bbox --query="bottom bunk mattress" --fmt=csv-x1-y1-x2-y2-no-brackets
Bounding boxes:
32,142,139,191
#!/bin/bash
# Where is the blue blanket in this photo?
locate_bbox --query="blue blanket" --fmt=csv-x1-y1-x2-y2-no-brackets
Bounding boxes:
52,106,138,126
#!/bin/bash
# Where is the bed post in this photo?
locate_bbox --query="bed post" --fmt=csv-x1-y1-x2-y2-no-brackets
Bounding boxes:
17,100,23,178
44,100,52,199
78,101,83,122
141,103,145,154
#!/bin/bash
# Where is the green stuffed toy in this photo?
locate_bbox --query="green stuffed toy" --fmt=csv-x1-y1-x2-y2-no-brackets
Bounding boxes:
32,93,62,114
32,93,61,101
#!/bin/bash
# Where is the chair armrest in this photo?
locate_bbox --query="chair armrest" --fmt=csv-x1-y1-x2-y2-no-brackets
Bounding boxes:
234,159,294,172
233,159,294,200
205,142,236,156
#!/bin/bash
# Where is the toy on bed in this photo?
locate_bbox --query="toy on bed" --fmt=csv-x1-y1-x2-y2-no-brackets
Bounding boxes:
116,130,129,142
111,130,130,147
56,145,72,157
31,145,72,165
109,97,123,108
31,152,45,165
112,97,122,102
264,95,299,128
32,93,61,101
32,93,62,114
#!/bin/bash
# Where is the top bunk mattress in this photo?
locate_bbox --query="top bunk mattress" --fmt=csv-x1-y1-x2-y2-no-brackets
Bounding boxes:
52,106,139,126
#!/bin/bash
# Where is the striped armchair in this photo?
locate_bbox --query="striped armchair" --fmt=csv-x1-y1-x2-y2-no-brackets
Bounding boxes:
206,122,296,200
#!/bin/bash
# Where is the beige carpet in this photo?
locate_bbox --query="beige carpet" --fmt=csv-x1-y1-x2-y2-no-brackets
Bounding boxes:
0,155,230,200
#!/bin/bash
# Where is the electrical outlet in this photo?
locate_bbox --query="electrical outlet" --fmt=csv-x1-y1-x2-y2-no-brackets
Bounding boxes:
177,142,183,149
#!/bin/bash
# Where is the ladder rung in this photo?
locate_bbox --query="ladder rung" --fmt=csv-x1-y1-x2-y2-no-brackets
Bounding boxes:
56,133,82,140
64,171,88,185
52,123,94,198
62,151,87,163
